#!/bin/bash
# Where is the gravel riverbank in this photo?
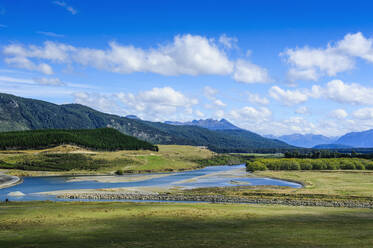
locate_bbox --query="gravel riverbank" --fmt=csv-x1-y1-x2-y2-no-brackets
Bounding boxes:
0,173,21,189
58,192,373,209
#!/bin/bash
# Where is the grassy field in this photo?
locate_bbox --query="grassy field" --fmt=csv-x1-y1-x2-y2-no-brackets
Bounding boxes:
253,170,373,197
1,201,373,248
0,145,215,176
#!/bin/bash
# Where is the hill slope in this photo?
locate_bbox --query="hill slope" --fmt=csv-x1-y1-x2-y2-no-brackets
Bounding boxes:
0,93,294,152
0,128,158,151
165,118,241,130
335,129,373,148
275,134,337,148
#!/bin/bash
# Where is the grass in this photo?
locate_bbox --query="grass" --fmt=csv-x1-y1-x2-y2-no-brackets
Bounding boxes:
1,201,373,248
253,170,373,197
0,145,215,176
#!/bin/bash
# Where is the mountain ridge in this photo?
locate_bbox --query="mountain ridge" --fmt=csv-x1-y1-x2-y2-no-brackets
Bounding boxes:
0,92,293,152
164,118,241,130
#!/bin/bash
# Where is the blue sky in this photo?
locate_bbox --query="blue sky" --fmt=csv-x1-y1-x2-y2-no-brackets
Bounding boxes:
1,0,373,136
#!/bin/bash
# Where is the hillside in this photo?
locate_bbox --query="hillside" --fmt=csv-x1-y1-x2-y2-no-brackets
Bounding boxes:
0,128,158,151
335,129,373,148
0,93,294,152
274,134,337,148
165,118,241,130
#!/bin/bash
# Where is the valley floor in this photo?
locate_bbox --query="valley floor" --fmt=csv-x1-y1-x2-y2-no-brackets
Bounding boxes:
1,201,373,248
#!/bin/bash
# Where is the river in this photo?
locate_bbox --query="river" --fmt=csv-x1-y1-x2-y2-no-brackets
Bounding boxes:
0,164,301,201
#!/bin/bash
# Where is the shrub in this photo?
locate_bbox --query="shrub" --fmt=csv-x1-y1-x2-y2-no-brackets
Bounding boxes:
115,169,124,175
300,160,313,170
340,160,356,170
246,161,267,172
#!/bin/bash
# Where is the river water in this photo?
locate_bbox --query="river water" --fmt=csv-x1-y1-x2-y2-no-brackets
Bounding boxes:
0,164,301,201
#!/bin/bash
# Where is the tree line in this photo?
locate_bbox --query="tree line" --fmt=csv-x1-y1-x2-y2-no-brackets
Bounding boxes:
0,128,158,151
246,158,373,172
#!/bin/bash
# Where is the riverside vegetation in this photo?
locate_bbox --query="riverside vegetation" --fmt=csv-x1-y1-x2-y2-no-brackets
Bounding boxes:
0,144,247,176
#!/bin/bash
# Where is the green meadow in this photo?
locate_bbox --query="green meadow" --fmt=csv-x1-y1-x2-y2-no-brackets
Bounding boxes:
1,201,373,248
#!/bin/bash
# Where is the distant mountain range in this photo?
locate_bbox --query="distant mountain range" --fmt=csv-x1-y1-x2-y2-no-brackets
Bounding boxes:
164,118,241,130
270,130,373,149
269,134,338,148
333,129,373,148
0,93,293,152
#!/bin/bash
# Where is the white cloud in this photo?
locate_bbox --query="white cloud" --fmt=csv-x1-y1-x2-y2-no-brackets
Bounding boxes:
287,68,319,81
337,32,373,62
233,59,271,84
33,77,65,86
295,106,309,114
37,31,64,38
353,108,373,120
218,34,238,49
76,35,234,76
213,99,226,107
116,87,198,121
4,56,53,75
269,86,309,106
270,80,373,106
322,80,373,105
203,86,218,100
195,110,205,117
282,32,373,81
3,35,272,84
73,92,121,114
246,92,269,105
230,106,271,121
283,46,353,81
0,76,34,84
214,110,225,119
53,1,77,15
330,109,348,119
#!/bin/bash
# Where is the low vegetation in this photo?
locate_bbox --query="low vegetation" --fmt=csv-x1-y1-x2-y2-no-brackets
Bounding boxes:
0,145,217,174
246,158,373,171
1,201,373,248
0,128,158,151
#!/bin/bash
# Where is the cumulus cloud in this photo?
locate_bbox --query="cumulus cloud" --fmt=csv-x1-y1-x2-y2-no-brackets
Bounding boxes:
73,87,199,121
230,106,271,121
353,108,373,120
213,99,226,107
269,86,309,106
270,80,373,106
116,87,198,120
53,1,77,15
330,109,348,119
218,34,238,49
283,32,373,81
246,92,269,105
233,59,271,84
322,80,373,105
337,32,373,62
3,35,271,83
4,56,53,75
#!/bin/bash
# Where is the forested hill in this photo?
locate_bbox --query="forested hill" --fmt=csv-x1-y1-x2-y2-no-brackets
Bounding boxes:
0,128,158,151
0,93,294,152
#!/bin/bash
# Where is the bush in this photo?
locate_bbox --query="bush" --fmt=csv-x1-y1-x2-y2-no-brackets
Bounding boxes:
245,158,373,171
246,161,267,172
300,160,313,170
339,160,356,170
115,169,124,175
